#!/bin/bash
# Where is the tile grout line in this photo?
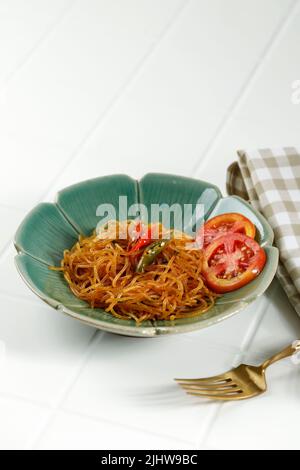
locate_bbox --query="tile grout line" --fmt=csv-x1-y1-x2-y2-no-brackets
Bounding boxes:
0,290,53,307
22,328,200,447
0,0,191,267
33,407,194,450
28,331,193,450
0,0,290,449
0,0,78,99
187,1,298,442
0,389,53,411
187,0,299,444
0,203,26,212
0,238,17,264
24,328,102,450
0,0,78,261
39,0,191,203
238,285,277,357
190,0,300,178
197,286,276,448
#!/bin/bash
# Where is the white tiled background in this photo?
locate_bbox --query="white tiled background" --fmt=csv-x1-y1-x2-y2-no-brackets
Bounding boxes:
1,0,300,450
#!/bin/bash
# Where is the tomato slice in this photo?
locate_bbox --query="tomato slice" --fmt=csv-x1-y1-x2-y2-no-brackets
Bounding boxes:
202,233,266,293
202,213,256,247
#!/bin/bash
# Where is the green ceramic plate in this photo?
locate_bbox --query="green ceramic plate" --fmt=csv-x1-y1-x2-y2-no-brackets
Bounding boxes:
14,173,278,337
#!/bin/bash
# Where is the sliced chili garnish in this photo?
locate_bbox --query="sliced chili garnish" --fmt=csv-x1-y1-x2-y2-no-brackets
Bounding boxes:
128,223,154,254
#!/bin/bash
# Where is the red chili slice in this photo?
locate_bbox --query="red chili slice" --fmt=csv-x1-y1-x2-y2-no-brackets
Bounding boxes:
127,223,153,254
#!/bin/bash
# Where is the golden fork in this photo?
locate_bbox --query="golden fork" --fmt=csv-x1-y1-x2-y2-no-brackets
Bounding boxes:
175,340,300,401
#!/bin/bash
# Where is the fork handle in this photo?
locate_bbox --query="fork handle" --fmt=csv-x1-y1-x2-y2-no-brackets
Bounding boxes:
261,340,300,369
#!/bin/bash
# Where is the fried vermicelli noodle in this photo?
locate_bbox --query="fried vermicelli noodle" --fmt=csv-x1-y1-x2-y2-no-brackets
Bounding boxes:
53,221,217,323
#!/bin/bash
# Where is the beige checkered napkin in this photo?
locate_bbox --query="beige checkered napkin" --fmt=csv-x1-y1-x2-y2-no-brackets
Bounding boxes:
227,147,300,317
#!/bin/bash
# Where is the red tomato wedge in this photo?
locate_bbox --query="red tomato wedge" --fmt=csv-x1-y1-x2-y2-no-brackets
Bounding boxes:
202,213,256,248
202,233,266,293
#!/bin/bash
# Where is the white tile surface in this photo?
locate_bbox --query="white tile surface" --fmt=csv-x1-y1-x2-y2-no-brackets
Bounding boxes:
0,0,184,209
0,0,74,88
233,2,300,128
205,358,300,450
0,246,39,301
0,395,49,450
35,410,193,450
194,116,300,194
62,332,239,443
246,278,300,356
0,0,299,450
46,0,293,194
204,279,300,450
179,295,267,351
0,294,96,406
195,1,300,192
0,206,25,253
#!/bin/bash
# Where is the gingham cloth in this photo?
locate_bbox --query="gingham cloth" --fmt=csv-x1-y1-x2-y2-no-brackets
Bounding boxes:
227,147,300,317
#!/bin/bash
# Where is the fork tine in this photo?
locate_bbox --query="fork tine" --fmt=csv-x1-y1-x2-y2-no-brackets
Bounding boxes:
180,382,238,392
186,391,245,401
175,373,232,385
186,388,243,398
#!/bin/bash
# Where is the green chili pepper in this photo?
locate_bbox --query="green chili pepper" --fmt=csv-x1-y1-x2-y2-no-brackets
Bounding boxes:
136,239,169,273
